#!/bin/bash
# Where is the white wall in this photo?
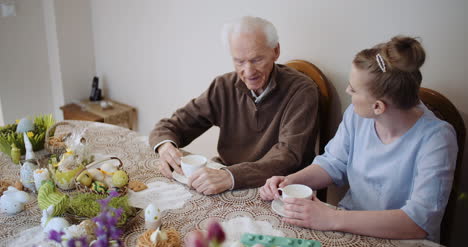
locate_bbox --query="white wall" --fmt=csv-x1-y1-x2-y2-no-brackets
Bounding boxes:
0,0,95,123
0,0,54,122
54,0,95,104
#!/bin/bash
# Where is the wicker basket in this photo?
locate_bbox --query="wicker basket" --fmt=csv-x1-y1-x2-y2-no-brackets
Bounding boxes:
45,122,73,156
74,157,128,195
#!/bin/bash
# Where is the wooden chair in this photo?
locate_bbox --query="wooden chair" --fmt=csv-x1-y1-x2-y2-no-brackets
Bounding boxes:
419,87,466,245
285,60,332,201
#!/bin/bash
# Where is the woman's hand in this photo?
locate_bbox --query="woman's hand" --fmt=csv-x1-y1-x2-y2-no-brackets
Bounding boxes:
259,176,292,201
282,195,339,231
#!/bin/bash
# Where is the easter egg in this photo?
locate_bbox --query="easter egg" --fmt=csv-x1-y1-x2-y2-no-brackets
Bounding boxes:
101,163,117,173
88,168,104,182
76,170,93,187
90,181,107,194
112,170,129,188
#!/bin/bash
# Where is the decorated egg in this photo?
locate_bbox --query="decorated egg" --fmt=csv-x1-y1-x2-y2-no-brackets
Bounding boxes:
34,168,51,191
112,170,129,188
103,176,114,188
101,163,118,174
144,203,162,230
90,181,107,194
76,170,93,187
88,168,104,182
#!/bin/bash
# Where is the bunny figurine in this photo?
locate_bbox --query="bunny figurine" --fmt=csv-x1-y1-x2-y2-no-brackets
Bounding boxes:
41,205,70,234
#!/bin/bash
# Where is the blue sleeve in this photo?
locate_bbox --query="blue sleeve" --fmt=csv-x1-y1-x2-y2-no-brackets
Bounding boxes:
312,105,354,187
401,123,458,238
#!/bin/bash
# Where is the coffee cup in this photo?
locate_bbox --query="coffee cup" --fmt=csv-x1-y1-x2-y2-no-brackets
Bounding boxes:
181,154,207,177
278,184,313,200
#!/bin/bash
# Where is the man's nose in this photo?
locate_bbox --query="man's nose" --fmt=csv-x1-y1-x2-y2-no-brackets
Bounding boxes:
244,62,256,75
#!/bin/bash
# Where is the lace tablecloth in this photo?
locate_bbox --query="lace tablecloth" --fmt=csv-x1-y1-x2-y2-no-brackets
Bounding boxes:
0,121,442,247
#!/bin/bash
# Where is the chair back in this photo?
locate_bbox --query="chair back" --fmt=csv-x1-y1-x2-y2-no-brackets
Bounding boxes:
285,60,331,154
285,60,332,201
419,87,466,245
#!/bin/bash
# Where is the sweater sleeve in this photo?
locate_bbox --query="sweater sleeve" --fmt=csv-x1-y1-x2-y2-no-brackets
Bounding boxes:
226,84,319,189
148,79,220,149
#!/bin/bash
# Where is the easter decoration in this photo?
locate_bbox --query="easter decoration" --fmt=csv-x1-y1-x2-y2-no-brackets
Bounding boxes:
20,160,39,192
17,118,37,161
48,191,126,246
144,203,162,230
0,115,54,161
37,181,69,217
66,192,136,226
48,131,93,190
10,143,20,164
41,205,70,234
0,186,30,215
45,121,72,156
137,227,182,247
75,157,129,195
33,168,51,191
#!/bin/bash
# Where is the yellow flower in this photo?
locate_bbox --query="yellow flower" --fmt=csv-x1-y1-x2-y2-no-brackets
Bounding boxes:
27,132,34,138
15,119,20,124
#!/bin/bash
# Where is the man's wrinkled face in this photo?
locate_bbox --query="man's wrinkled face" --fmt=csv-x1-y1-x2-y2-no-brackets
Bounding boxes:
229,31,280,95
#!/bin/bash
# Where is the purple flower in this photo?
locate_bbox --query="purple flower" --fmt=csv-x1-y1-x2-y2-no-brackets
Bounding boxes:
66,239,76,247
92,192,124,247
48,230,64,243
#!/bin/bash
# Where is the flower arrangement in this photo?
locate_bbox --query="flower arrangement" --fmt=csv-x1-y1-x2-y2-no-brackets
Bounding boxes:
0,114,55,157
48,190,124,247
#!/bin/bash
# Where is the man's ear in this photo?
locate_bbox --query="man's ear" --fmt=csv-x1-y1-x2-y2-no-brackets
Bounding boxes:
373,100,386,115
274,43,280,61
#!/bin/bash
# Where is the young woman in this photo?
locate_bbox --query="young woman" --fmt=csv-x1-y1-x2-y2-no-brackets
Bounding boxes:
260,36,458,242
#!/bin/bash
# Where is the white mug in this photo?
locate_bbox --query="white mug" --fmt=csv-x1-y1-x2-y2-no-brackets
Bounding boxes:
181,154,207,177
278,184,313,200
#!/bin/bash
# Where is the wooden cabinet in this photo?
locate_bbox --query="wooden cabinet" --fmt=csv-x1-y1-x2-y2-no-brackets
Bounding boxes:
60,99,137,130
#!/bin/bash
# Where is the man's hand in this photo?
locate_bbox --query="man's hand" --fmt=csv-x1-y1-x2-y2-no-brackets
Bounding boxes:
157,142,183,177
282,196,338,231
259,176,292,201
188,168,233,195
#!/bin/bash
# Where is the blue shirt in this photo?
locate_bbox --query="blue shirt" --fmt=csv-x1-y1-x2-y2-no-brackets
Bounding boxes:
313,103,457,241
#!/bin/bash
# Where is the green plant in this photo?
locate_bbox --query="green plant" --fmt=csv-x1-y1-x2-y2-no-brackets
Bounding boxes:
0,114,55,157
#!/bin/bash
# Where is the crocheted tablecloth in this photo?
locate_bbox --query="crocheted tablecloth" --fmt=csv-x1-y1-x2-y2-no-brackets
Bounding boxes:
0,121,442,247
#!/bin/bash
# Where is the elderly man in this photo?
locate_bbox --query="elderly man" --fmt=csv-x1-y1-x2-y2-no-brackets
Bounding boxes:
149,16,318,195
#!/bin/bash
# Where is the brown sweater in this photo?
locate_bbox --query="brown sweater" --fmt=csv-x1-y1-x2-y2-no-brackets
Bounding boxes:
149,64,319,189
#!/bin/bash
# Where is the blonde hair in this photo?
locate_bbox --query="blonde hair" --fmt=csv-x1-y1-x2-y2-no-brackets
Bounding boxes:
353,36,426,109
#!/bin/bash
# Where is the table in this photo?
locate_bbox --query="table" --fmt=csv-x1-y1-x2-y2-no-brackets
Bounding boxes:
60,99,137,130
0,121,442,247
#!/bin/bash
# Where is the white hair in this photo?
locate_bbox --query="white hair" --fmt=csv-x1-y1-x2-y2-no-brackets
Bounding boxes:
221,16,279,49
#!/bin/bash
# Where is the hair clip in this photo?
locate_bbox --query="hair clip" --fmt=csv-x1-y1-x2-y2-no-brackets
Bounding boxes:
376,53,386,72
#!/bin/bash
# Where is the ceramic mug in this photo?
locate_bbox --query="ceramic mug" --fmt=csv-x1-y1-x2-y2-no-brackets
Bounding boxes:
278,184,313,200
181,154,207,177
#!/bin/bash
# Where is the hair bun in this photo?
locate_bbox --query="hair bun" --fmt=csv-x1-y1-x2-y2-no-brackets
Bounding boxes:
382,36,425,72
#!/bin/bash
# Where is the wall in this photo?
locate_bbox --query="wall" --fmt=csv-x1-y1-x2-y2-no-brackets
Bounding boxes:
53,0,95,104
0,0,95,124
0,0,54,122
